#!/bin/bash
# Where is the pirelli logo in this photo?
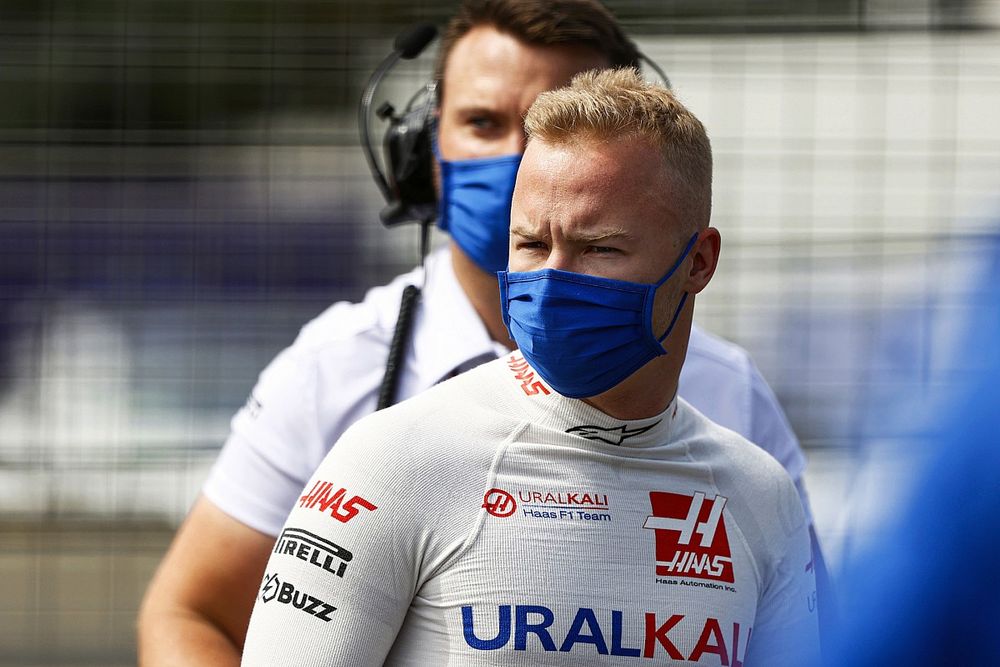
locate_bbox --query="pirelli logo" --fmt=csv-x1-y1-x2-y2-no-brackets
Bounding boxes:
274,527,353,578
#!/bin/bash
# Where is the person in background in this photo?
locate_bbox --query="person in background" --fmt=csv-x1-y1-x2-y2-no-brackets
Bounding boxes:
139,1,824,664
242,66,819,666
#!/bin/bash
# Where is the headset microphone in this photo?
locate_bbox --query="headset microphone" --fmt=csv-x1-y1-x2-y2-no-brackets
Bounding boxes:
359,23,439,229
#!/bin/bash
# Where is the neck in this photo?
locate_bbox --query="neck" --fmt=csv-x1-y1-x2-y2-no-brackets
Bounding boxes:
450,243,517,350
581,304,694,420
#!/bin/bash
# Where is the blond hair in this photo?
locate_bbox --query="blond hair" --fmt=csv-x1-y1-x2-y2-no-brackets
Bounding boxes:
524,68,712,229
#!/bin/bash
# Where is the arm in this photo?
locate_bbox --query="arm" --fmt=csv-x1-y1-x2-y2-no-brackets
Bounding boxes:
241,421,425,666
138,497,275,666
138,336,333,664
747,368,837,651
744,482,821,667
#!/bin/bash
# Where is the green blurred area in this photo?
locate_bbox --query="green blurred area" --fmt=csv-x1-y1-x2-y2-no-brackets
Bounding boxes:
0,0,979,132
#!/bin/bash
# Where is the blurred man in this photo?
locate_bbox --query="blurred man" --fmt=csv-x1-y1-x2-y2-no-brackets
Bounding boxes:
241,68,819,665
139,1,819,664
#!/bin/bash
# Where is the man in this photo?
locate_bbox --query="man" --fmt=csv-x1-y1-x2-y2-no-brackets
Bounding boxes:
138,1,818,664
241,68,820,665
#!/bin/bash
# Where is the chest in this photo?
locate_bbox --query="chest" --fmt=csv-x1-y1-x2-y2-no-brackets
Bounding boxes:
417,480,762,665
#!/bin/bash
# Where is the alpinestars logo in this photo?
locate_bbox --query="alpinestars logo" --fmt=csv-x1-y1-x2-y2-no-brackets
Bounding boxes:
566,421,660,445
260,572,337,622
643,491,735,584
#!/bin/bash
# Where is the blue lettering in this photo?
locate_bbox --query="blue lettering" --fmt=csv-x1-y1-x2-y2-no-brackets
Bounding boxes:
462,605,511,650
514,605,557,651
559,607,608,654
611,609,641,657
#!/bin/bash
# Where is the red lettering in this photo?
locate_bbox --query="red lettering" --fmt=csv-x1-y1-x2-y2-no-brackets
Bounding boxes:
299,481,377,522
643,613,684,659
309,481,333,508
732,623,749,667
299,480,323,507
316,486,346,513
507,356,530,373
507,356,550,396
689,618,729,664
334,495,378,523
520,379,550,396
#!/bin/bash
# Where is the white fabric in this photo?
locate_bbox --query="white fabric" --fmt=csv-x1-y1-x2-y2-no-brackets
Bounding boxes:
241,354,819,666
203,246,811,536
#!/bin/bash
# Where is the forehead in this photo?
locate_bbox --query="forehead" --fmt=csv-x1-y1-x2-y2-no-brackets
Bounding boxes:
514,137,681,233
441,26,608,111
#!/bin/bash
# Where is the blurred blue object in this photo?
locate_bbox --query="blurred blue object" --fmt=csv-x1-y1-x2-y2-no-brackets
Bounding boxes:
833,232,1000,665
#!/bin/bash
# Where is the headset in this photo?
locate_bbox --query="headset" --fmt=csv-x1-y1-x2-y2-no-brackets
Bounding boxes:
359,23,440,231
359,23,672,409
359,23,671,232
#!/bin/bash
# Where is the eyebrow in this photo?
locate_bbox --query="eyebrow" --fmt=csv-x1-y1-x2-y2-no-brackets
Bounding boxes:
509,225,547,240
565,227,635,244
509,224,635,244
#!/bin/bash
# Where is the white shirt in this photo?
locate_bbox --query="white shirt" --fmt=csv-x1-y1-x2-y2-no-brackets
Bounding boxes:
203,246,811,536
241,354,819,666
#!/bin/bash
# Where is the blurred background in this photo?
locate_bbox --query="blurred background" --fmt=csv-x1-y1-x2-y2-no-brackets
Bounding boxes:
1,0,998,664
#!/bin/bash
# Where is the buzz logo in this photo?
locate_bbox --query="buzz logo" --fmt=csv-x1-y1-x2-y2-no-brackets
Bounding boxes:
259,572,337,622
643,491,735,583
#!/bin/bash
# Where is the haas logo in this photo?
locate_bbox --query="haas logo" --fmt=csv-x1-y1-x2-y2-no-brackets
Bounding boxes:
298,481,377,523
643,491,735,583
482,488,517,517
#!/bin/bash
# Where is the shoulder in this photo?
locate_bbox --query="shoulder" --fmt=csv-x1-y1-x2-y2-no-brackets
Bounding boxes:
678,399,788,483
681,325,802,471
677,325,758,435
263,265,424,404
684,325,785,406
237,264,426,444
677,399,804,538
335,359,522,467
293,265,423,358
684,323,755,379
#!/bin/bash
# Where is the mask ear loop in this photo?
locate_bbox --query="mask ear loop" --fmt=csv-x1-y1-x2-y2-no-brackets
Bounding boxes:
657,293,689,343
654,232,700,343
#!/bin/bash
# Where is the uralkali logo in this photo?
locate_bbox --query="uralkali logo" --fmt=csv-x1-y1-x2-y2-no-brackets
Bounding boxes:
643,491,735,584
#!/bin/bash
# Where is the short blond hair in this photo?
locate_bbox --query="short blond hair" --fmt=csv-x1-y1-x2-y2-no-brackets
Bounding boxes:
523,68,712,229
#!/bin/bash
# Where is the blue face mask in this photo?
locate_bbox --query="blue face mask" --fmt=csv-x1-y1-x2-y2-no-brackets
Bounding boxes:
436,144,522,275
497,233,699,399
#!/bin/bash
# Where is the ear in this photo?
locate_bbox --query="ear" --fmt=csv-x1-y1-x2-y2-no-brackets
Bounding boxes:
683,227,721,294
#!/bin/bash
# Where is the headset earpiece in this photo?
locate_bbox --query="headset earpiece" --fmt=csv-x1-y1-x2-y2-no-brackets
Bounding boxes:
378,83,438,226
